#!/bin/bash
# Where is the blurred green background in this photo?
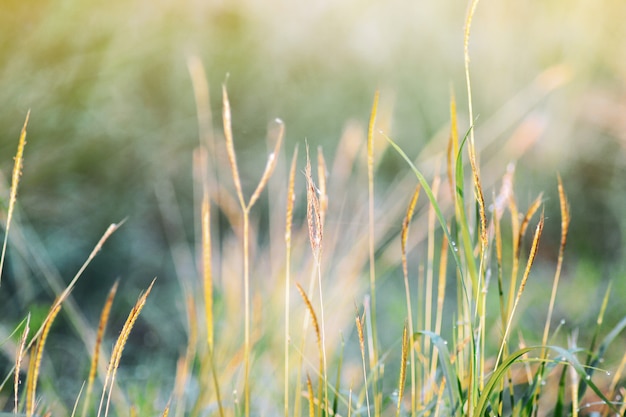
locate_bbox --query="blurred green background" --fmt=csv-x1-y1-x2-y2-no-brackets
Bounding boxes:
0,0,625,409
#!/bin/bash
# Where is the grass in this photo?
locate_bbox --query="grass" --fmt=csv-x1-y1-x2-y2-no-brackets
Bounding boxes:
2,5,626,417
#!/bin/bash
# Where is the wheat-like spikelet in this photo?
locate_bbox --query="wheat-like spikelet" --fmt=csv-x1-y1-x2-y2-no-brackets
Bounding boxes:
26,302,61,417
221,85,245,209
497,212,544,367
98,278,156,417
541,175,571,349
516,194,543,260
296,283,323,417
305,144,323,257
0,111,29,286
355,308,371,417
400,184,420,413
81,281,118,417
396,322,409,417
14,314,30,414
306,374,315,417
221,86,284,417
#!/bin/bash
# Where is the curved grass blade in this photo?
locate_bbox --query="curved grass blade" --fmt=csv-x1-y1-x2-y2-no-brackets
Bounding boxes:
579,314,626,399
384,133,465,288
474,347,533,417
416,331,462,415
549,346,620,415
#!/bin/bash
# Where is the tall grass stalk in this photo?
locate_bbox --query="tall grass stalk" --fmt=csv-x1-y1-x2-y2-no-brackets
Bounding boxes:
14,315,29,414
400,184,420,415
221,85,284,417
0,111,29,286
284,146,299,417
81,281,119,417
97,278,156,417
366,91,381,417
355,308,371,417
304,144,328,416
26,303,60,417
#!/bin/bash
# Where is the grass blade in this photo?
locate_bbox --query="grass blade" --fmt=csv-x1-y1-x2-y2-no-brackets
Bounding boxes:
384,133,467,299
416,331,462,416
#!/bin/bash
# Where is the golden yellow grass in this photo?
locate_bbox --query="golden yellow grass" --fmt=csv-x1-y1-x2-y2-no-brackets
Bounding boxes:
81,281,119,417
0,111,29,286
98,278,156,417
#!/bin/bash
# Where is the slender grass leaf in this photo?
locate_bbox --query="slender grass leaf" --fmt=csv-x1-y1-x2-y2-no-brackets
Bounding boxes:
474,347,533,417
384,134,465,287
415,331,462,416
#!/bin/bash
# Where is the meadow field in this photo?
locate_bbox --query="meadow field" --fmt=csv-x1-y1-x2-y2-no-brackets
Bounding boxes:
1,0,626,416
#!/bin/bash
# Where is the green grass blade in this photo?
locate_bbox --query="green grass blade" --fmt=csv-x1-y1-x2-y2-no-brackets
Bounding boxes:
553,365,568,417
416,331,462,415
578,313,626,399
548,346,620,415
384,133,466,291
474,347,533,417
454,126,478,291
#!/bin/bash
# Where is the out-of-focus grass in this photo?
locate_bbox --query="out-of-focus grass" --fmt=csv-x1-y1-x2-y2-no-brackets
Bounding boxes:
0,0,626,412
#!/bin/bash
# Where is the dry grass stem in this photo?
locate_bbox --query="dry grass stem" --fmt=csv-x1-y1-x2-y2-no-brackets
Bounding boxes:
516,194,543,260
14,314,30,414
98,278,156,417
400,184,420,414
0,111,29,285
220,87,284,417
201,186,214,351
81,281,119,417
26,303,61,417
366,90,380,417
248,119,284,208
497,212,544,367
541,175,570,350
187,56,215,151
296,283,324,417
284,145,299,417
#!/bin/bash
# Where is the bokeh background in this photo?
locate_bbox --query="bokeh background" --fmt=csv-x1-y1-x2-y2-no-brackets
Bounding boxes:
1,0,626,411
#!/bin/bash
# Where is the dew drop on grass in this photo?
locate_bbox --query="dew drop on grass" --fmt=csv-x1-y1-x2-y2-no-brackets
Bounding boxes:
560,319,566,325
606,371,611,376
586,375,591,381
